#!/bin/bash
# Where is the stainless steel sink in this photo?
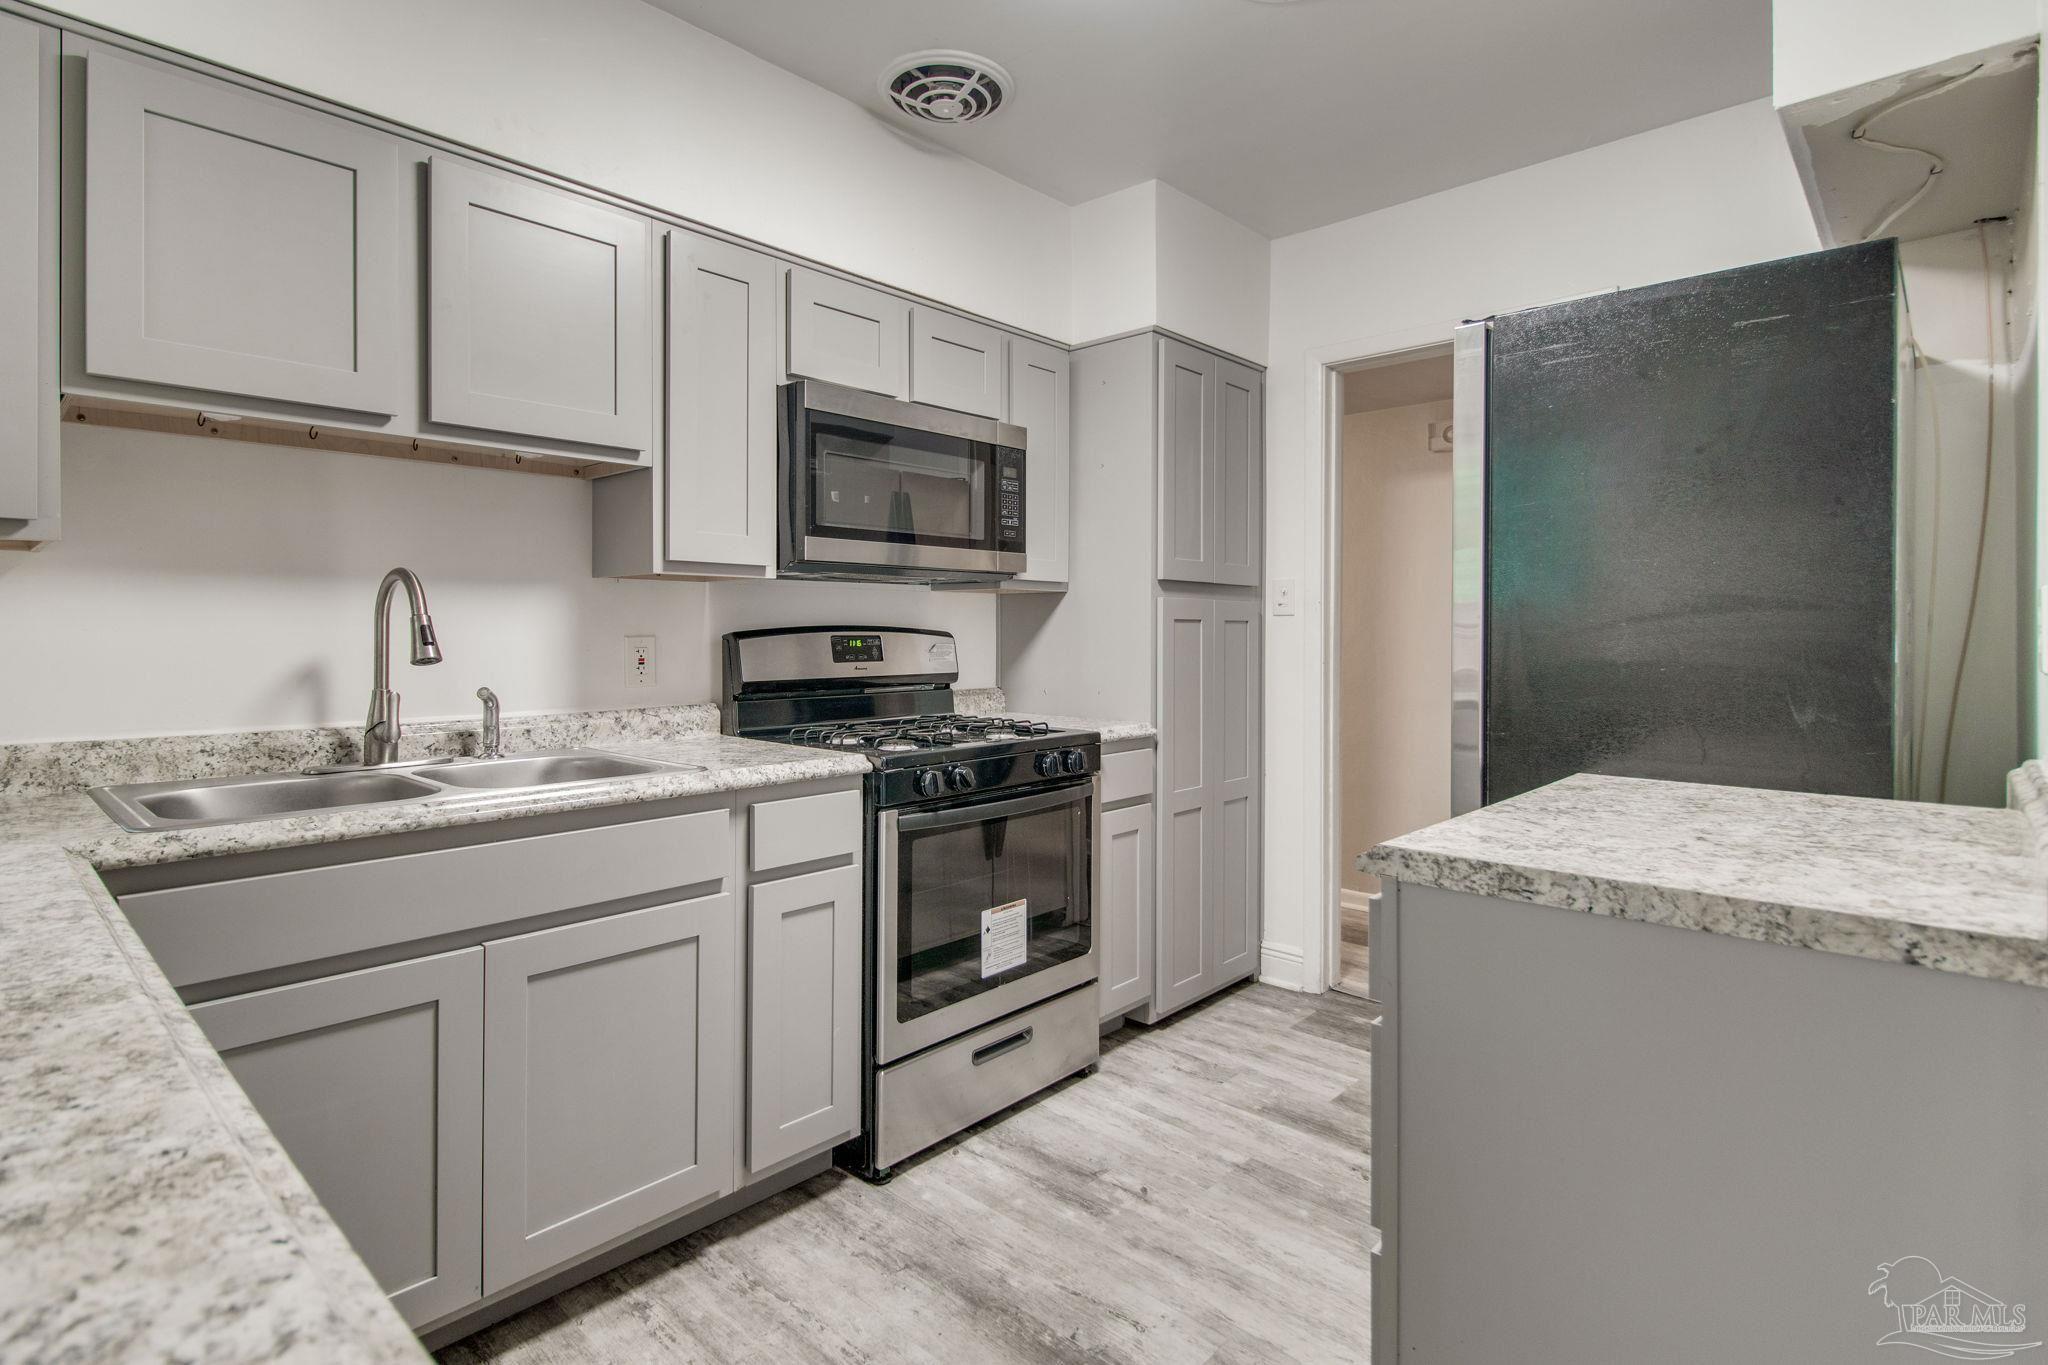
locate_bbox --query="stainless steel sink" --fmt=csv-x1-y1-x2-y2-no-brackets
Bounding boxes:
89,748,702,832
94,769,445,831
422,751,693,789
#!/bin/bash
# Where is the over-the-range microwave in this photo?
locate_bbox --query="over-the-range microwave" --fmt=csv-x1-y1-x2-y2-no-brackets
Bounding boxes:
778,379,1026,583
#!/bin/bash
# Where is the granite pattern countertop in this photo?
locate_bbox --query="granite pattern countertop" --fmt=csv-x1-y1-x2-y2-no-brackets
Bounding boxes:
0,712,870,1363
1362,767,2048,988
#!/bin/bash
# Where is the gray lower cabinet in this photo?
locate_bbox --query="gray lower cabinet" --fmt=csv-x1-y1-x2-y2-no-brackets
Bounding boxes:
189,948,485,1328
482,895,736,1294
1156,337,1262,587
1151,590,1262,1018
786,266,908,398
428,155,652,451
1096,800,1156,1020
0,11,55,545
79,43,406,415
1006,337,1071,587
909,305,1003,418
746,863,862,1173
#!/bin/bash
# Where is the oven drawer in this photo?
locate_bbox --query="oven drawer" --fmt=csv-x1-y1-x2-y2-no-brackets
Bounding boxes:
872,984,1098,1170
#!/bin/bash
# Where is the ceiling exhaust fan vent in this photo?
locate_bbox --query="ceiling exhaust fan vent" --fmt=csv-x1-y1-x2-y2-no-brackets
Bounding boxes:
879,51,1012,125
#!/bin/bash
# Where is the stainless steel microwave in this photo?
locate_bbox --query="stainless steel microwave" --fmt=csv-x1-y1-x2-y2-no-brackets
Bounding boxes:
778,379,1027,582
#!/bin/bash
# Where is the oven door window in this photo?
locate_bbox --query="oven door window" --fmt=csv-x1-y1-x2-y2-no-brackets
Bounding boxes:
895,787,1091,1024
807,414,992,548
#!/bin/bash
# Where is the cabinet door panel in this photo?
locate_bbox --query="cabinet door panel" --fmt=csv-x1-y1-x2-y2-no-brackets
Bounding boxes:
787,267,908,398
1006,337,1070,584
429,156,651,450
1155,594,1211,1014
1157,338,1211,581
665,229,777,569
910,306,1002,417
1097,802,1155,1020
190,948,483,1327
83,47,403,414
483,896,735,1293
1212,359,1263,587
0,15,51,526
747,863,862,1172
1210,599,1262,984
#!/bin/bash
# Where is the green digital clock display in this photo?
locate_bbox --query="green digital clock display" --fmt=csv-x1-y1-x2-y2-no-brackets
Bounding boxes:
831,634,884,663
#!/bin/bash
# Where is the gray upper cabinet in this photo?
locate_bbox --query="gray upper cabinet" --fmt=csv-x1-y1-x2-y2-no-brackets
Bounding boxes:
1156,338,1263,587
0,13,54,542
82,46,405,415
1096,800,1156,1021
1006,337,1071,586
786,267,908,398
664,229,778,572
746,863,862,1173
1151,590,1261,1018
1157,339,1211,582
428,155,652,451
189,948,484,1328
482,895,737,1295
909,306,1002,418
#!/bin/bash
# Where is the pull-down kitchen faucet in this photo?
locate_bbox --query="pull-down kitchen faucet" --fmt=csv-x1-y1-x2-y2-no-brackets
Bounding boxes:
363,568,441,766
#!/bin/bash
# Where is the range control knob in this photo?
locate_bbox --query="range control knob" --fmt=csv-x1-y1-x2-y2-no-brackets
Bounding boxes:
915,769,945,799
1034,751,1061,777
1061,749,1088,776
947,764,977,792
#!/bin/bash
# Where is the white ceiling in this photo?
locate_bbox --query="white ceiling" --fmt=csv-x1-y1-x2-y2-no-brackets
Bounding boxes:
640,0,1771,238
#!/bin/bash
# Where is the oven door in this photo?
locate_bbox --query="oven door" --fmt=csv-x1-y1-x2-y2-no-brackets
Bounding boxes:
877,779,1096,1064
781,380,1026,579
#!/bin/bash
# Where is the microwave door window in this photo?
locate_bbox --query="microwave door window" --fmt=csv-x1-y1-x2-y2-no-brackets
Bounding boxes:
811,425,986,545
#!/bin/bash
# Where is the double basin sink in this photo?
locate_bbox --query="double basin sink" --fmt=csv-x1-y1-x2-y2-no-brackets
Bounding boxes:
91,749,703,832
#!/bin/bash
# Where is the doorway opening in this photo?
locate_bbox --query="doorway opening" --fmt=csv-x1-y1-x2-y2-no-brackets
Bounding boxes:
1331,345,1455,997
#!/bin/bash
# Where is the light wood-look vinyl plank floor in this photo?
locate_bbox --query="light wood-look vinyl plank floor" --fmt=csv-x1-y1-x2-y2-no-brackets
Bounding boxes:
439,984,1373,1365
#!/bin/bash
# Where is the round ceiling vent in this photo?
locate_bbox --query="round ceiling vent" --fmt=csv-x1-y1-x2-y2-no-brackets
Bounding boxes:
879,50,1012,125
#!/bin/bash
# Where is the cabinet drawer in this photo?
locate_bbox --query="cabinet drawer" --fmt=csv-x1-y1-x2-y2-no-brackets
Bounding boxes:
749,788,861,874
124,809,730,989
1100,747,1155,806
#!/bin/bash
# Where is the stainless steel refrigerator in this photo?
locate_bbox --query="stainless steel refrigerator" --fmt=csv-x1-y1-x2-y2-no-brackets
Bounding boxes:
1451,239,1911,811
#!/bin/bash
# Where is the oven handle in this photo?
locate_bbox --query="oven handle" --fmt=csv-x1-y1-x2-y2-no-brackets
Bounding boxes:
893,780,1092,834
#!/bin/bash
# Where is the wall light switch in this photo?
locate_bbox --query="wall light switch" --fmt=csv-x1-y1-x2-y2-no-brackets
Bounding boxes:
1271,579,1297,617
626,634,657,688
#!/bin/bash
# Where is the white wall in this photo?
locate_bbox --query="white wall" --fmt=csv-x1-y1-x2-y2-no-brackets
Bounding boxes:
0,428,994,742
1069,180,1271,361
1772,0,2040,109
1263,98,1822,989
42,0,1073,338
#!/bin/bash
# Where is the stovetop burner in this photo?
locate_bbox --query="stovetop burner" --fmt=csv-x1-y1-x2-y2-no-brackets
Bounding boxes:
785,713,1060,755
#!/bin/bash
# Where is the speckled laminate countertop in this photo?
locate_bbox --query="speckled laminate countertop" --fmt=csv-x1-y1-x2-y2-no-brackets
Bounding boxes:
0,725,869,1364
1361,764,2048,988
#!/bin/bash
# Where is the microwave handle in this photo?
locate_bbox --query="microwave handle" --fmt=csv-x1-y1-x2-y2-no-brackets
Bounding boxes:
893,780,1091,834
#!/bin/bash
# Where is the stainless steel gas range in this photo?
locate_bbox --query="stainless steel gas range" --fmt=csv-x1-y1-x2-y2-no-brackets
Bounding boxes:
722,625,1099,1180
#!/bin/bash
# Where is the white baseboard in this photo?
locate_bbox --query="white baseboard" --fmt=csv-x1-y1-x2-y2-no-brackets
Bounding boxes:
1258,941,1308,992
1339,888,1373,915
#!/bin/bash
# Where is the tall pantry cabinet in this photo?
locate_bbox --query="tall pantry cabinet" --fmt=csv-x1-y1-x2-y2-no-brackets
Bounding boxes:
999,331,1264,1023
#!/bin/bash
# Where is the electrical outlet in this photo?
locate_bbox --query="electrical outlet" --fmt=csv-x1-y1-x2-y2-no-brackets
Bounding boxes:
1271,578,1297,617
626,634,657,688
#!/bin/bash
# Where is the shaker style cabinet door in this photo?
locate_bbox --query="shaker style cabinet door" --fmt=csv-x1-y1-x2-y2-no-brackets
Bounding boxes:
909,305,1002,418
482,896,736,1295
1006,337,1071,584
188,948,485,1328
665,229,778,571
746,863,862,1173
786,267,908,398
1154,593,1212,1015
81,46,405,414
1096,801,1156,1020
1156,338,1212,583
1210,359,1263,588
428,156,652,451
0,13,52,528
1209,596,1262,983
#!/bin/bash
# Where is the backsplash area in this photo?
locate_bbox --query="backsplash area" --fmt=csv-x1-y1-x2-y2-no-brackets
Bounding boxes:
0,689,1012,799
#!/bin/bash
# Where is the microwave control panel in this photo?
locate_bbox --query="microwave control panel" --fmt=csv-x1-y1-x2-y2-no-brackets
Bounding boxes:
997,451,1026,553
